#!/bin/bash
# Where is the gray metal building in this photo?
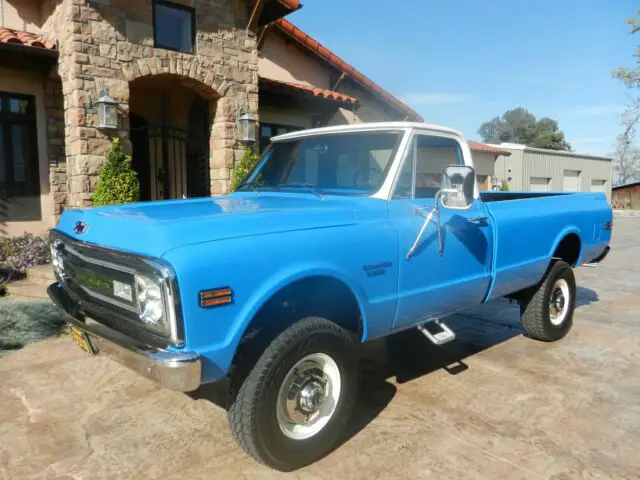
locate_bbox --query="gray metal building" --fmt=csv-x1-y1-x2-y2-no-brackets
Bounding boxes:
493,144,613,202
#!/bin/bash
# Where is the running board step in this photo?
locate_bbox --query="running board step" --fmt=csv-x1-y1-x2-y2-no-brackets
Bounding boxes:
417,320,456,345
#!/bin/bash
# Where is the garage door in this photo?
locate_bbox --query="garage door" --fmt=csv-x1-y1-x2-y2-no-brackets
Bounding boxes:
591,179,606,193
530,177,550,192
563,170,581,192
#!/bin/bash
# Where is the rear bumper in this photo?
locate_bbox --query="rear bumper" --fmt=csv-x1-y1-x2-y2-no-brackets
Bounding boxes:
584,245,611,267
48,283,201,392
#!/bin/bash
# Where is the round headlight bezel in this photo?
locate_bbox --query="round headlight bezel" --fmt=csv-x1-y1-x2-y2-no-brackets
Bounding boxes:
134,273,168,331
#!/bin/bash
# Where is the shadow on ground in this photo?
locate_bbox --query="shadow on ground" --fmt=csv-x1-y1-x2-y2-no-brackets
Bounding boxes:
190,286,600,454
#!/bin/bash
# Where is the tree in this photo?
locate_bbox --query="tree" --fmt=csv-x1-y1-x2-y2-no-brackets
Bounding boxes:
613,11,640,143
478,107,571,151
93,138,140,206
612,135,640,185
613,10,640,187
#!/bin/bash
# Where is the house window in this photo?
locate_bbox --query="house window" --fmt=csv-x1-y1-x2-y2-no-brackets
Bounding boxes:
259,123,303,152
153,0,195,53
0,93,41,221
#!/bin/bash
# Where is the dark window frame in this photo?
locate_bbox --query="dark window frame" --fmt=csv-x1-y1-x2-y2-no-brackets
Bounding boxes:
0,91,41,221
152,0,196,54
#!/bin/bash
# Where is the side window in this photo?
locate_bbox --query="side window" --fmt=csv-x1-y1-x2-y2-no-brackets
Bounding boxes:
414,135,463,199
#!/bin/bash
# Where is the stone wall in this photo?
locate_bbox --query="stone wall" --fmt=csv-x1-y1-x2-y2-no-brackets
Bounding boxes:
44,73,67,218
41,0,259,206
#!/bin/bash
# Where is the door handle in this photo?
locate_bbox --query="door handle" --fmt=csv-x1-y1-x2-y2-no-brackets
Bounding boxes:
468,216,488,224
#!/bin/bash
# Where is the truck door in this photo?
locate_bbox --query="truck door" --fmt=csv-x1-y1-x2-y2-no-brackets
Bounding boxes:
387,133,493,329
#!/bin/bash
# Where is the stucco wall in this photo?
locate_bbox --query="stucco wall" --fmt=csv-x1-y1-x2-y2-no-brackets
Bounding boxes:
332,80,403,125
259,105,313,129
0,0,43,33
471,151,495,177
0,67,54,238
259,30,405,127
258,30,330,88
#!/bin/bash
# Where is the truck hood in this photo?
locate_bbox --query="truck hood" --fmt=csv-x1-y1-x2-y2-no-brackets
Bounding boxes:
54,194,358,258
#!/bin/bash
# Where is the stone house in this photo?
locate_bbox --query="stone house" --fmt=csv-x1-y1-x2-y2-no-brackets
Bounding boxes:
0,0,492,238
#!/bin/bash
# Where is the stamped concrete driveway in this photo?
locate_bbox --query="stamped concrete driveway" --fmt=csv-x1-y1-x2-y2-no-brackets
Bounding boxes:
1,219,639,479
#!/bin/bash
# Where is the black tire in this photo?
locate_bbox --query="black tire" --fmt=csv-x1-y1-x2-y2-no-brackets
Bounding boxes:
228,317,359,471
520,260,576,342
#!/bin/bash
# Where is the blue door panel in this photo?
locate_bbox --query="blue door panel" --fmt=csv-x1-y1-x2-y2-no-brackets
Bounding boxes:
388,198,493,329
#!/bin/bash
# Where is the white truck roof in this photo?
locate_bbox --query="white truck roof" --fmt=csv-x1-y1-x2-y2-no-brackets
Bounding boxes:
271,122,465,142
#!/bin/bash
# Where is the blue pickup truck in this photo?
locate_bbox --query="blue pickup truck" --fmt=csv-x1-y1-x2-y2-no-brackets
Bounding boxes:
48,122,612,470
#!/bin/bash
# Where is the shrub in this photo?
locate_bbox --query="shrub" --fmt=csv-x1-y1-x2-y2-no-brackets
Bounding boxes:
93,138,140,206
229,146,259,193
0,233,50,284
499,179,510,191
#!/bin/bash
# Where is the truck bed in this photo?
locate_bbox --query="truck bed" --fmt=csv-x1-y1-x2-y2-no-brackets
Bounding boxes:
481,191,612,301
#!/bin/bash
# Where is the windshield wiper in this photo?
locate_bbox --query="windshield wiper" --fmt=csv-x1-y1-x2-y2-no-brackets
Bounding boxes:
278,183,324,199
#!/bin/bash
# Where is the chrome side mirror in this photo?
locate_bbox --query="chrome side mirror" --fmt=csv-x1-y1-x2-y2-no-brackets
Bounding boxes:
440,165,475,210
406,165,476,260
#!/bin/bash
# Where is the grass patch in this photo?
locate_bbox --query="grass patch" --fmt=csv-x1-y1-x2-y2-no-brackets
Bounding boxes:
0,299,66,356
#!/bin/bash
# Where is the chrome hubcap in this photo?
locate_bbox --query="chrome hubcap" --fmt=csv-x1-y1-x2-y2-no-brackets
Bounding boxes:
549,279,570,326
276,353,341,440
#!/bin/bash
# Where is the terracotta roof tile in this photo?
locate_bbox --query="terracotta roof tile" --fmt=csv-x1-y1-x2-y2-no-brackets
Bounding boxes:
273,19,423,122
259,76,359,106
0,28,56,50
468,141,512,156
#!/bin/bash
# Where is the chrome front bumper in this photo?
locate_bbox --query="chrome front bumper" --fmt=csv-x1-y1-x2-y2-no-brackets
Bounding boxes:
48,283,201,392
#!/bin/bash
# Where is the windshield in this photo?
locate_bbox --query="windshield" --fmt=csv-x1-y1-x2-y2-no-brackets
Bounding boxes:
240,130,403,196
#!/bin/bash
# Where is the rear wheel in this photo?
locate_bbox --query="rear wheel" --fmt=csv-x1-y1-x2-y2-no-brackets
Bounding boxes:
520,260,576,342
228,317,358,471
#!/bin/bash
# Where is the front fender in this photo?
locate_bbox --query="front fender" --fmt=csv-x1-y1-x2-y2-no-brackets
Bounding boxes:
163,223,398,383
233,263,369,344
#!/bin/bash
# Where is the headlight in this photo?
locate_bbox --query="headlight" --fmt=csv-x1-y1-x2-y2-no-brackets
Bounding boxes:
135,274,165,327
50,242,64,277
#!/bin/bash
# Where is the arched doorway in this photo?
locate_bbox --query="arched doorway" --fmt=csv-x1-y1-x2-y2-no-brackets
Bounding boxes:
129,75,214,201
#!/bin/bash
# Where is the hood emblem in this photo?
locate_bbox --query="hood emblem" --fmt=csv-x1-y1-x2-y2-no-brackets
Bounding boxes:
74,221,89,234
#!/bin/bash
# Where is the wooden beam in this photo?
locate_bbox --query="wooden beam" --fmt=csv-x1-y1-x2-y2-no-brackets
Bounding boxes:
247,0,264,33
331,72,346,92
257,24,271,49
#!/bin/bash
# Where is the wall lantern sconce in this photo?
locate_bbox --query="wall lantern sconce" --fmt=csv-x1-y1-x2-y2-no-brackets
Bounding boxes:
237,109,257,144
96,89,119,130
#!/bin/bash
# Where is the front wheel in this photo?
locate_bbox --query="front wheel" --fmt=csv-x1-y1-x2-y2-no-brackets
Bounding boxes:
228,317,358,471
520,260,576,342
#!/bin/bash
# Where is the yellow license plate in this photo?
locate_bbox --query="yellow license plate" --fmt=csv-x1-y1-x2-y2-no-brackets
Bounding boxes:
70,326,94,354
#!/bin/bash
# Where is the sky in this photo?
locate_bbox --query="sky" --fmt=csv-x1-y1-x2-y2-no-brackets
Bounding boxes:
285,0,638,156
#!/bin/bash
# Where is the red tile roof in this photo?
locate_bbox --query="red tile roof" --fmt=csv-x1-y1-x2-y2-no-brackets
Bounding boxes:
273,19,423,122
0,28,56,50
468,141,512,156
259,0,302,26
278,0,301,9
259,76,358,107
